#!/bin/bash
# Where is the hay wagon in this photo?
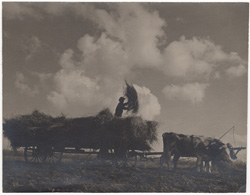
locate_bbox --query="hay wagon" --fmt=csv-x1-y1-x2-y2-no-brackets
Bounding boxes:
3,110,158,164
20,125,151,164
23,144,162,165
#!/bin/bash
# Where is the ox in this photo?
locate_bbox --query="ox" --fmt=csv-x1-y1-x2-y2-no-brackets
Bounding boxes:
199,138,233,172
160,132,231,172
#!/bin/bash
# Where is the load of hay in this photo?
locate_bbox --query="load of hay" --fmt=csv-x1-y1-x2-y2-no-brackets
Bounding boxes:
99,117,158,151
3,109,158,151
3,110,68,149
66,108,113,150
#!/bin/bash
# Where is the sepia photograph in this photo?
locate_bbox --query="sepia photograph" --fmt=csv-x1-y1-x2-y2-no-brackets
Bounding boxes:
2,1,248,192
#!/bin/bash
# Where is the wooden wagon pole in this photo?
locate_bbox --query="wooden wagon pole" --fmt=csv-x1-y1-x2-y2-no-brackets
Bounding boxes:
231,147,246,150
231,147,246,155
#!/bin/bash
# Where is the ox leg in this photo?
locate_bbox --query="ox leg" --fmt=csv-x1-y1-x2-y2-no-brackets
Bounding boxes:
200,160,204,172
166,152,172,170
196,156,203,172
173,155,180,171
160,151,171,170
160,153,166,166
205,161,210,173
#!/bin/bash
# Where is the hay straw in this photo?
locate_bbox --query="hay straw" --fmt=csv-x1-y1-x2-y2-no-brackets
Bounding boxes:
124,81,139,113
3,109,158,151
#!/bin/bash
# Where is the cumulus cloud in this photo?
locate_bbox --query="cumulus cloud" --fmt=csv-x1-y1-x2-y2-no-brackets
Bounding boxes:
15,72,39,96
114,3,165,68
42,3,246,112
162,36,246,81
133,85,161,120
47,30,162,118
74,3,166,68
226,64,247,78
48,54,105,115
77,33,130,78
7,2,247,112
162,82,209,103
43,3,166,117
5,2,246,79
4,3,166,69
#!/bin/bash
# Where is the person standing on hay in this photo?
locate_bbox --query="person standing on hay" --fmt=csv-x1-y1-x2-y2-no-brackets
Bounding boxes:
114,97,128,117
114,81,139,117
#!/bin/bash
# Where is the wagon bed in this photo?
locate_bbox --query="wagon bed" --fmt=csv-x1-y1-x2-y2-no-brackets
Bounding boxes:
22,145,160,164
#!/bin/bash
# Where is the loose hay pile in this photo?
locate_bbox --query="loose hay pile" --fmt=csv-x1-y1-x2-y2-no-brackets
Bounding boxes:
3,109,158,151
124,81,139,113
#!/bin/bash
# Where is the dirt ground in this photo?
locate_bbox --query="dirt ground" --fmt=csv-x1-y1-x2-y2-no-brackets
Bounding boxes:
3,150,246,192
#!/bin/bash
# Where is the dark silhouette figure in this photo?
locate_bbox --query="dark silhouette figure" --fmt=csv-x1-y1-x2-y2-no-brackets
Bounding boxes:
227,143,238,160
114,97,127,117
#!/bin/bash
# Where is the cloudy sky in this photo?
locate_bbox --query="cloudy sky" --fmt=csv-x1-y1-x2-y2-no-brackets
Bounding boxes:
2,2,248,160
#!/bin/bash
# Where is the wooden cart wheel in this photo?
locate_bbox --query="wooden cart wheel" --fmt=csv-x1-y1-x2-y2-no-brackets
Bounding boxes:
44,147,63,163
24,146,46,163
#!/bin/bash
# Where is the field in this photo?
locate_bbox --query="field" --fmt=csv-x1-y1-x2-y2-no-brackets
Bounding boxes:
3,149,246,192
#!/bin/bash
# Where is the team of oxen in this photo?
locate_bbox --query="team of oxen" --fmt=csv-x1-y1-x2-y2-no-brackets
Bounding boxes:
159,132,235,172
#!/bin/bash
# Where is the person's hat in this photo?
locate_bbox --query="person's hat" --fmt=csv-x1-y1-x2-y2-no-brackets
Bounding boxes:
119,97,125,102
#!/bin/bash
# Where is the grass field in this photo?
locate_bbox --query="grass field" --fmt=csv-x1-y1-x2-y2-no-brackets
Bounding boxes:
3,149,246,192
